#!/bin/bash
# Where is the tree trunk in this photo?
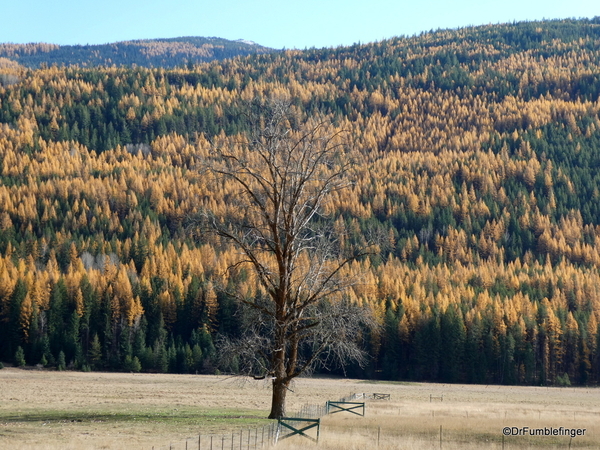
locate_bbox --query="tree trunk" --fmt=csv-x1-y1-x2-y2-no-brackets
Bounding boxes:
268,377,288,419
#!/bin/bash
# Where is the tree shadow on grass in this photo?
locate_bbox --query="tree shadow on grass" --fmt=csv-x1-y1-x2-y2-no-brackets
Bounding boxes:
1,409,268,425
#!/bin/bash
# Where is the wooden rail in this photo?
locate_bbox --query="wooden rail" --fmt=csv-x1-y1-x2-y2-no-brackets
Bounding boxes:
276,417,320,443
430,394,444,402
326,401,366,416
372,393,391,400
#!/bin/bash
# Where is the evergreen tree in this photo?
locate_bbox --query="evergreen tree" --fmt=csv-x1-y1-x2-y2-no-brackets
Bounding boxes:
14,346,26,367
88,334,103,369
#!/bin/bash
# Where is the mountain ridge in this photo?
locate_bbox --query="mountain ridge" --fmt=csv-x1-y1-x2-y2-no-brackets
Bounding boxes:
0,36,276,68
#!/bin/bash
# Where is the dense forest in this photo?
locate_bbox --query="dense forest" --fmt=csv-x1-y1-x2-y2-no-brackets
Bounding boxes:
1,18,600,386
0,37,273,69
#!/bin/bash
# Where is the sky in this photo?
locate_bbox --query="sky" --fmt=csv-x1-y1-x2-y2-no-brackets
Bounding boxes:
1,0,599,49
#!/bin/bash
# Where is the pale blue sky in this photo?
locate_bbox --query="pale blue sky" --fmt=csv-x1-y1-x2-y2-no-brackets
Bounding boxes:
2,0,599,49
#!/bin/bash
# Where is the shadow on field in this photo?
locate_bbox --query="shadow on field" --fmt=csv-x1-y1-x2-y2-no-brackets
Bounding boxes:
2,410,266,424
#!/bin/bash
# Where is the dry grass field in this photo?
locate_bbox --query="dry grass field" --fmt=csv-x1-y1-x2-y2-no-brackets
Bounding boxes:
1,367,600,449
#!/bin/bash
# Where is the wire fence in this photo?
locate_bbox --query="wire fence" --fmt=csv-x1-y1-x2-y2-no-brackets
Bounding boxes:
153,423,277,450
272,393,361,443
152,392,369,450
152,391,600,450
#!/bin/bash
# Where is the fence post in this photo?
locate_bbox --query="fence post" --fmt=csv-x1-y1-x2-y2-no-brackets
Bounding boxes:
199,434,201,450
439,425,442,449
377,426,381,447
316,419,320,442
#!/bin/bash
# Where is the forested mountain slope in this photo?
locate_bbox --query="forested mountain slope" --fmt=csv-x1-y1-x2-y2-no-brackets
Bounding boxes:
1,18,600,385
0,37,274,69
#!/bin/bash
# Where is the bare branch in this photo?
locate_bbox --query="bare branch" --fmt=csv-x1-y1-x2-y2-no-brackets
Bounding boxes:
198,97,375,419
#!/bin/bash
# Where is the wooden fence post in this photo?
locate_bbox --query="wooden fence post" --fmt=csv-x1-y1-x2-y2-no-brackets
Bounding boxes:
316,419,320,442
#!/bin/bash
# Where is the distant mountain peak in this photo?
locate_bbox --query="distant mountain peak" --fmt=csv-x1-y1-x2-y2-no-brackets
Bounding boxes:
236,39,258,46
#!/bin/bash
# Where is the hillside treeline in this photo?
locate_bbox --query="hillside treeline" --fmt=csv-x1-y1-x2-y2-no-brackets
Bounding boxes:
0,37,273,69
1,19,600,385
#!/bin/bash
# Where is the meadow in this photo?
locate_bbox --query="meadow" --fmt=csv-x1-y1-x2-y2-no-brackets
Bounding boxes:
1,367,599,449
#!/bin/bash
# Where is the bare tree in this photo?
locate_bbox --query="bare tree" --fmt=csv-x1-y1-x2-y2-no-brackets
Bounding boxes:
201,99,375,419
